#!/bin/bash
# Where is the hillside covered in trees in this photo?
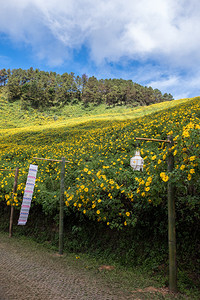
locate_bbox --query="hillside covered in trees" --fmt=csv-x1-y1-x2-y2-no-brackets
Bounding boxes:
0,68,173,109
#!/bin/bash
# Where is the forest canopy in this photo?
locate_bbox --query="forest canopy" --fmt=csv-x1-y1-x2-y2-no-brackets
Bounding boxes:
0,68,173,109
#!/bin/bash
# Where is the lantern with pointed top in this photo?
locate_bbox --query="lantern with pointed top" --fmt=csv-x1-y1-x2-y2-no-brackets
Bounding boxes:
130,150,144,171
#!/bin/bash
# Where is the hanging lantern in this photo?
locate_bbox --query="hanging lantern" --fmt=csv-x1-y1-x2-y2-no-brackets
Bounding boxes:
130,150,144,171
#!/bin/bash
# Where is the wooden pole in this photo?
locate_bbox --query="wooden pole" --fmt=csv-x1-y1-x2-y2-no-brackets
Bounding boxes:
135,137,170,143
32,156,69,254
9,167,19,238
33,157,70,163
0,169,16,171
59,157,65,255
134,135,178,292
33,157,62,162
167,136,177,293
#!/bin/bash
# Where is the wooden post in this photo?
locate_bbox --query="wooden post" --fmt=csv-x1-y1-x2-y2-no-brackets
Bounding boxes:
136,136,177,292
9,167,19,238
32,156,69,254
59,157,65,255
167,136,177,293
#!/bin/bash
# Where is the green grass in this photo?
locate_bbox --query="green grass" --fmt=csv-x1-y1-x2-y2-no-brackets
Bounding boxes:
0,89,195,131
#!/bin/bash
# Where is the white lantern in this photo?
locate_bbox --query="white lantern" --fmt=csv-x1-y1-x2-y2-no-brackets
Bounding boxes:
130,150,144,171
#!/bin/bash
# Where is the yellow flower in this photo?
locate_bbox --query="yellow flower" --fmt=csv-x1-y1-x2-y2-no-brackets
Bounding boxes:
189,156,196,161
96,210,100,214
83,210,86,214
139,180,145,186
84,188,88,192
151,155,157,160
190,169,195,174
188,174,192,181
160,172,169,182
124,221,127,226
126,212,130,217
163,176,169,182
182,130,190,138
145,187,150,192
147,176,152,182
180,165,185,170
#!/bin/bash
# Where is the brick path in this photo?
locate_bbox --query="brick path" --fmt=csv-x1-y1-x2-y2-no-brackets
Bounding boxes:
0,235,132,300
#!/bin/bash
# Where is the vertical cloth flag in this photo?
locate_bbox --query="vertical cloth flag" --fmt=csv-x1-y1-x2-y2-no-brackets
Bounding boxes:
18,164,38,225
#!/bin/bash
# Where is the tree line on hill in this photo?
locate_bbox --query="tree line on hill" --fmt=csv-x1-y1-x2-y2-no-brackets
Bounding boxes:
0,68,173,109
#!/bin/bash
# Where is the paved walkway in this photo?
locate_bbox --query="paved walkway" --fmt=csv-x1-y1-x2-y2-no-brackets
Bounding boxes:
0,234,132,300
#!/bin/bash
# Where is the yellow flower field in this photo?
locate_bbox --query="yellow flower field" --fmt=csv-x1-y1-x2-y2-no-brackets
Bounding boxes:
0,96,199,229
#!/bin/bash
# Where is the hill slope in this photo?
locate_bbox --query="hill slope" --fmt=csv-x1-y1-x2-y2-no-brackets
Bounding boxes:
0,90,194,131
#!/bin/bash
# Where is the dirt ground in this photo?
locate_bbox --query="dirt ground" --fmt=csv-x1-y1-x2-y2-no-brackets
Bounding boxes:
0,234,135,300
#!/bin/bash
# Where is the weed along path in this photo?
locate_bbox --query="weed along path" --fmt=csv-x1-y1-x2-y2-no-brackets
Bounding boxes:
0,233,190,300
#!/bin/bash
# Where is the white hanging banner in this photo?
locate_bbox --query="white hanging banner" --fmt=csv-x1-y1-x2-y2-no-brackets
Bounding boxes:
18,164,38,225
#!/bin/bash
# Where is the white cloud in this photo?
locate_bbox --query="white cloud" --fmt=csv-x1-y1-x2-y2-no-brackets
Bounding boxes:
148,76,179,92
1,0,200,97
1,0,200,66
147,71,200,100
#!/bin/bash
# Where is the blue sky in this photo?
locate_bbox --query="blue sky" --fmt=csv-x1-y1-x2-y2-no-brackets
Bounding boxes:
1,0,200,99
